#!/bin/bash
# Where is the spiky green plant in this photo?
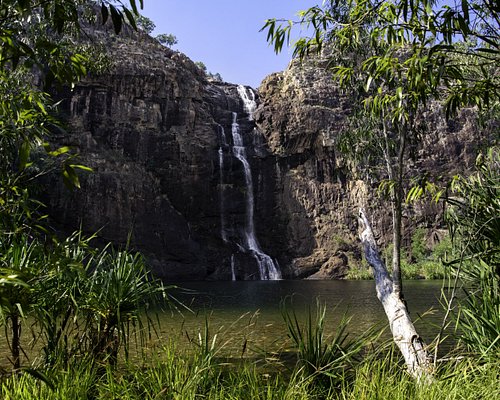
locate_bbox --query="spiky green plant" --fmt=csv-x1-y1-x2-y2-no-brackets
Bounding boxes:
81,246,167,365
32,231,93,366
455,260,500,358
280,298,376,388
0,237,44,369
446,148,500,359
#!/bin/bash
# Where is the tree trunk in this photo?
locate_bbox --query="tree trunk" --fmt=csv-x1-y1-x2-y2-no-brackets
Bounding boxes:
359,209,433,380
11,314,21,370
391,124,407,297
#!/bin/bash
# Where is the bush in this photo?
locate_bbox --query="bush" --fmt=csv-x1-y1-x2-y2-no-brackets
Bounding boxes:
446,148,500,359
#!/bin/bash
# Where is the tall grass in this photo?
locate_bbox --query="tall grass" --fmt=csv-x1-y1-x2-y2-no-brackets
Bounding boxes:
454,261,500,359
280,298,378,391
342,355,500,400
0,299,498,399
2,348,498,400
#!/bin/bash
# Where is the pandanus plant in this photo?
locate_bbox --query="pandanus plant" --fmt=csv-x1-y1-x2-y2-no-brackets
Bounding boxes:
81,246,167,365
32,231,92,366
0,237,43,369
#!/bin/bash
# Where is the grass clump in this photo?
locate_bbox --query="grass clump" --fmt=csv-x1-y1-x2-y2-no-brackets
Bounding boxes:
345,259,373,280
343,356,500,400
2,349,499,400
280,297,378,395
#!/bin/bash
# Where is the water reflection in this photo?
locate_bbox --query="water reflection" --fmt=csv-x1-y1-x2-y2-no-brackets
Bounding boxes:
0,280,449,366
162,280,447,355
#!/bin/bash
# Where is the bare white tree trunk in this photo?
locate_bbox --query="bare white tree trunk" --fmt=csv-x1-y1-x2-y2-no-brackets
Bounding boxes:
359,209,433,381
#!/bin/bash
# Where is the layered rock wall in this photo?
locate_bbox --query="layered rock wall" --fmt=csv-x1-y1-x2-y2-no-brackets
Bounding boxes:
43,26,494,280
44,25,281,280
254,56,493,278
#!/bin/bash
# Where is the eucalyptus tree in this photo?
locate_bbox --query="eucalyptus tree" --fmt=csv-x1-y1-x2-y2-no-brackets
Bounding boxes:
156,33,178,48
263,0,499,379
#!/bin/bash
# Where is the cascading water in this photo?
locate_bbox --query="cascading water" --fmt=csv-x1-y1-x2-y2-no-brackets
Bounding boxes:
218,125,228,243
230,97,281,280
230,254,236,281
237,85,256,120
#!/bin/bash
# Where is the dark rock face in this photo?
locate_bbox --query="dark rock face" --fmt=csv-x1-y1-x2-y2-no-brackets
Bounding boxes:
254,57,494,279
43,27,494,280
43,26,279,280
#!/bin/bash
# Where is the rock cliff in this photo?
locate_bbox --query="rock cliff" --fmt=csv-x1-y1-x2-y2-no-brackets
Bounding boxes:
44,24,280,280
43,24,494,280
254,56,494,278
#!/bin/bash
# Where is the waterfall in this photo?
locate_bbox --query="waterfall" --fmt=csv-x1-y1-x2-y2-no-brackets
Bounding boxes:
230,111,281,280
237,85,256,120
231,254,236,281
218,125,227,243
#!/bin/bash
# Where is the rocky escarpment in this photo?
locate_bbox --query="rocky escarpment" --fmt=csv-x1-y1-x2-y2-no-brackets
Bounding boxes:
43,23,494,280
43,24,282,280
254,55,494,279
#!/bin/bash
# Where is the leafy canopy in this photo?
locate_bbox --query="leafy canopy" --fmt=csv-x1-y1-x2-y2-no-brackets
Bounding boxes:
263,0,499,119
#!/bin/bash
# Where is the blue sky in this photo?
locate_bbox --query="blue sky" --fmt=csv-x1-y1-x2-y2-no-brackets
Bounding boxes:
141,0,320,88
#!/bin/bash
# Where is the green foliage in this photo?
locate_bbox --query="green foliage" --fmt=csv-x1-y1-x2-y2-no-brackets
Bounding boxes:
411,228,428,262
447,148,500,272
345,258,373,280
0,236,45,368
194,61,223,81
345,356,500,400
0,1,135,242
0,1,144,84
446,148,500,358
280,298,375,388
135,14,155,34
432,234,453,262
400,259,446,280
0,359,99,399
346,233,451,280
195,61,208,73
263,1,499,302
81,245,167,364
0,0,144,189
32,232,93,366
1,345,499,399
455,261,500,359
263,1,499,117
156,33,178,47
0,229,169,370
0,0,173,372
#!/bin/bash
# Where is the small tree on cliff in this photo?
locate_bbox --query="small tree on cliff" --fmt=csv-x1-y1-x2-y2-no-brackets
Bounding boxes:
263,0,499,379
156,33,178,47
136,14,178,48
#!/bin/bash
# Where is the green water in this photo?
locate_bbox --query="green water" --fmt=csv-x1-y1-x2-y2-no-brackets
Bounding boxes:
154,280,448,356
0,280,449,366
